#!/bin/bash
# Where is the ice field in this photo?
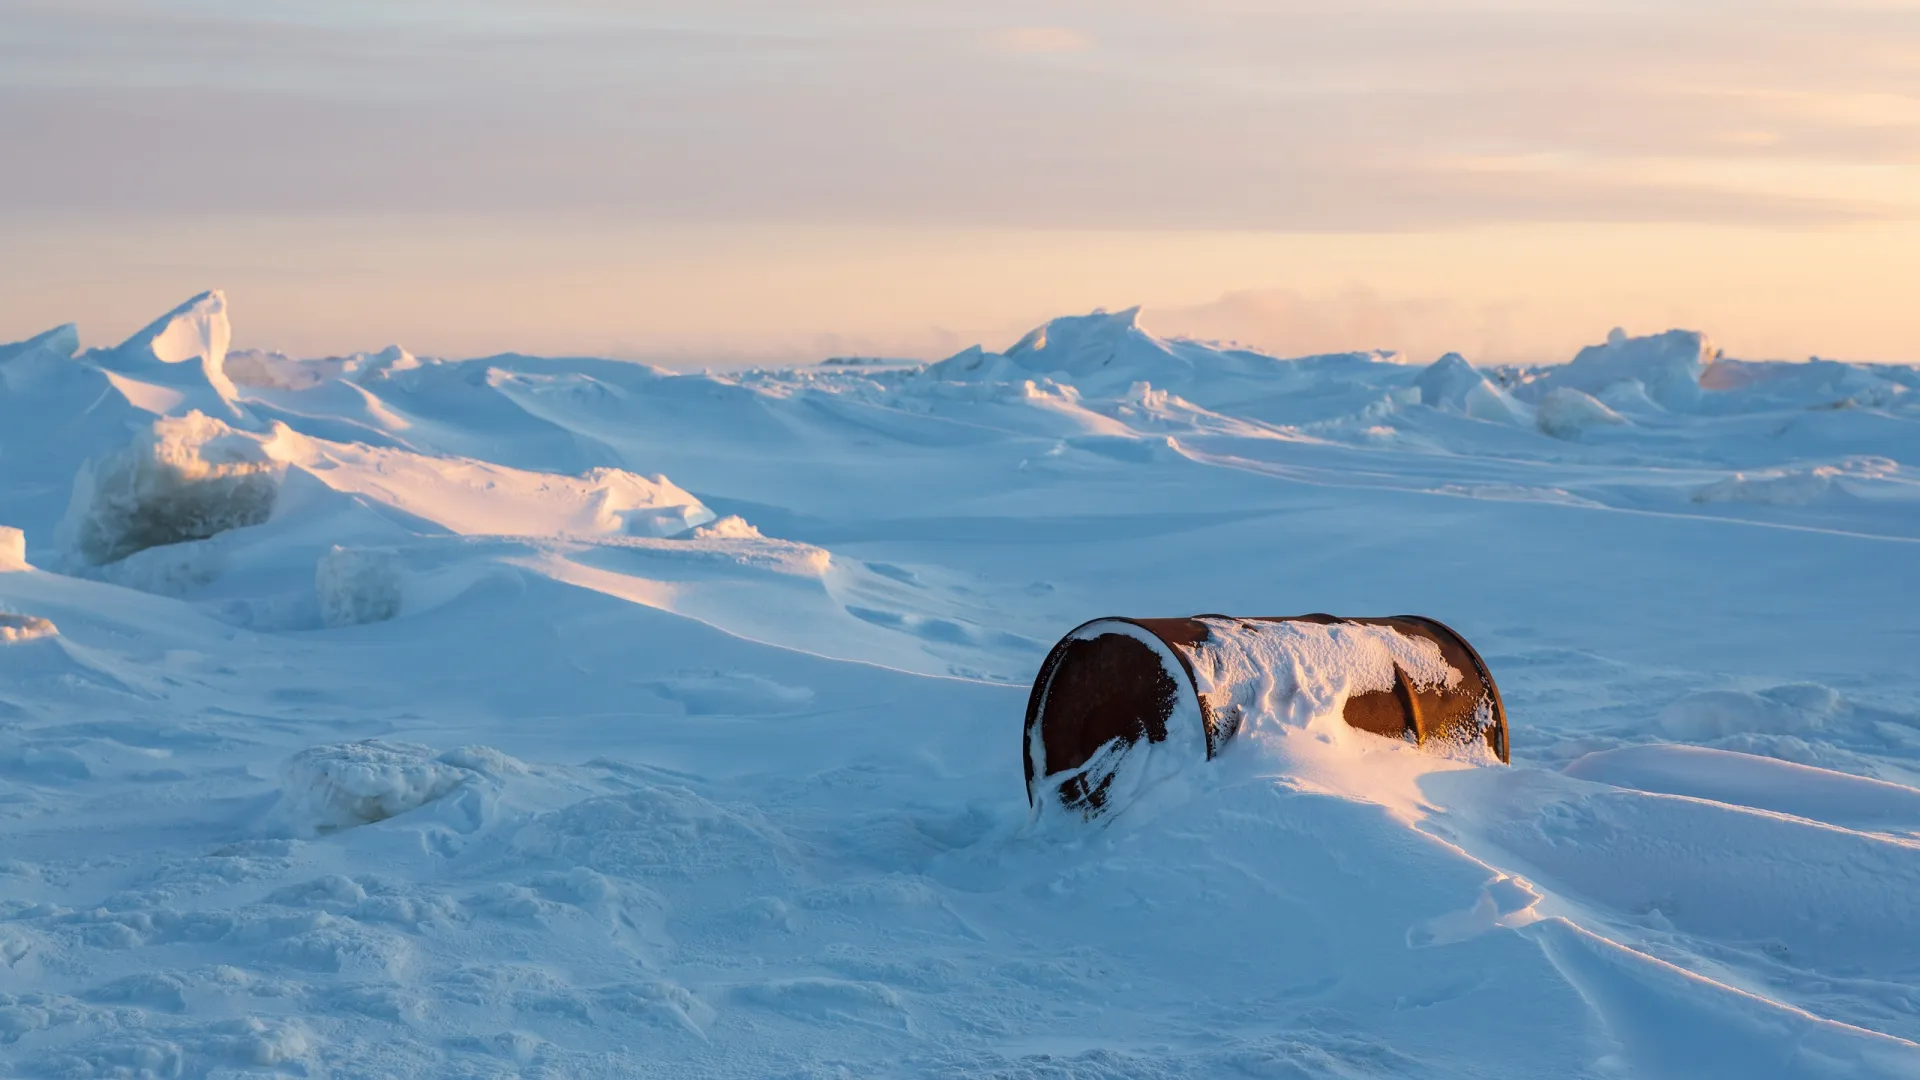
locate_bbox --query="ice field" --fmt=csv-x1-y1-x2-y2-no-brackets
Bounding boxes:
3,292,1920,1077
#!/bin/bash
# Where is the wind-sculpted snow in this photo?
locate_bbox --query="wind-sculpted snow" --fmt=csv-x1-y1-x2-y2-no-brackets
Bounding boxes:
1,295,1918,1077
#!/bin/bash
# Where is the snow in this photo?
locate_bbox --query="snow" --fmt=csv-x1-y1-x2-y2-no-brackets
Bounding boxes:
0,612,58,644
1692,466,1845,506
86,290,245,421
56,412,286,568
1534,386,1629,439
1415,352,1526,425
0,526,25,571
1523,327,1714,412
315,546,403,628
274,740,509,835
1,295,1919,1077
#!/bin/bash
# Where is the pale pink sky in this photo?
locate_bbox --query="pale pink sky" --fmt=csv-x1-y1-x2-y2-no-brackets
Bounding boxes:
4,1,1918,365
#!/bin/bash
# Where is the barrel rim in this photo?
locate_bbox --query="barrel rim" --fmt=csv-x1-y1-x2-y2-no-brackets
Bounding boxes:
1022,616,1209,806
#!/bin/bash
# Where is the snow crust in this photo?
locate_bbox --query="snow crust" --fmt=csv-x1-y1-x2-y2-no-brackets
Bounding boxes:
1,294,1918,1077
316,546,403,627
0,612,58,644
1692,466,1845,506
275,740,515,834
1535,386,1629,439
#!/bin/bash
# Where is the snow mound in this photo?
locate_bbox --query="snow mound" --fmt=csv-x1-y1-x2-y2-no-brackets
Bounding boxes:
270,432,716,539
1657,685,1842,739
0,526,25,571
1535,387,1628,440
56,412,287,567
920,307,1315,400
316,546,403,628
225,344,421,390
1414,353,1526,424
1700,357,1914,411
1692,467,1844,506
923,308,1165,387
1528,328,1713,411
0,322,80,367
88,290,244,420
0,613,58,644
277,740,511,833
1564,744,1920,832
689,515,763,540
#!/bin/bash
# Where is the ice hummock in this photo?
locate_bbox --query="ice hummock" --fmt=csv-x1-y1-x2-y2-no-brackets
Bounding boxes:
87,289,246,421
274,740,513,834
57,411,287,568
1415,352,1527,425
1521,327,1714,412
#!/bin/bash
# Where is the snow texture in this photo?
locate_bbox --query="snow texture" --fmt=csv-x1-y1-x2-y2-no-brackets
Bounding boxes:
1535,386,1629,439
56,412,285,567
1,296,1919,1078
0,526,24,571
275,740,504,834
1416,352,1526,425
0,612,58,644
316,546,403,627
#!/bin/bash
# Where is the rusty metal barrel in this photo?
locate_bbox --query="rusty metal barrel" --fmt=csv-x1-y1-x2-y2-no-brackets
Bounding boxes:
1024,614,1508,816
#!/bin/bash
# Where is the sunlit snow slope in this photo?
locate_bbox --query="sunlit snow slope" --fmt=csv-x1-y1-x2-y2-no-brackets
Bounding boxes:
4,295,1920,1078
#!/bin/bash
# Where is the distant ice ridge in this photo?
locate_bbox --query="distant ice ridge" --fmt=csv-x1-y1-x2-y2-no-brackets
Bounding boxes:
225,343,420,390
921,306,1403,407
1414,352,1526,425
914,308,1911,434
1519,327,1713,412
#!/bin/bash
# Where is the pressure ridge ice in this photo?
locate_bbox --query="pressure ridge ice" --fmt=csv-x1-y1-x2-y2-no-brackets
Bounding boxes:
2,296,1919,1078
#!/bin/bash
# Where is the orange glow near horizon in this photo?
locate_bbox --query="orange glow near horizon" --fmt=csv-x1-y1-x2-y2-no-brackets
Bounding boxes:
3,2,1917,366
8,216,1919,368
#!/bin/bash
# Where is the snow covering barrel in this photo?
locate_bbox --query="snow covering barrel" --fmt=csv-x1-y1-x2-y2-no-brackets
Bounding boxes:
1024,615,1508,816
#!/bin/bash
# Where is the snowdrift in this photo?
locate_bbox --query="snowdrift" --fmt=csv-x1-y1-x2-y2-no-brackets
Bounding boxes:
1521,327,1713,411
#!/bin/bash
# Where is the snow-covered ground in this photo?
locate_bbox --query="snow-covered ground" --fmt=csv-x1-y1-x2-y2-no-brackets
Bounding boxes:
3,294,1919,1078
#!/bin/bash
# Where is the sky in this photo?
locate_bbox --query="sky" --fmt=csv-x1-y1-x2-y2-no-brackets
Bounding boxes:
3,0,1918,366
